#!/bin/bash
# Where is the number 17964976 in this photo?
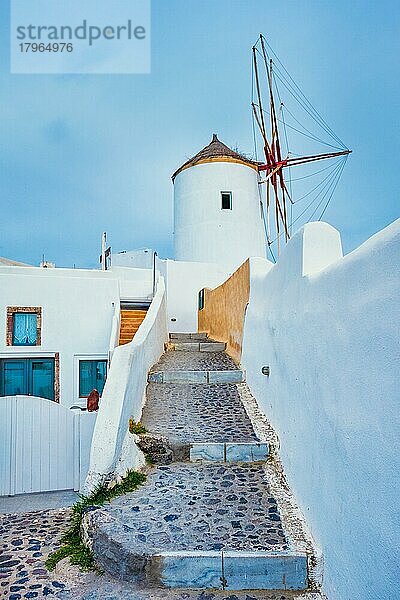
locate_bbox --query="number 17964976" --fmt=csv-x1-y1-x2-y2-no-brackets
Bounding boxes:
19,42,73,52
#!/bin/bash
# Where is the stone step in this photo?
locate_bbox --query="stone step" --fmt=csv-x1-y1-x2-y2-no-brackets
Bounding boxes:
166,341,226,352
154,551,308,590
170,332,208,341
83,463,308,591
190,442,269,463
150,349,238,373
142,383,263,462
148,370,245,384
137,437,269,465
60,580,323,599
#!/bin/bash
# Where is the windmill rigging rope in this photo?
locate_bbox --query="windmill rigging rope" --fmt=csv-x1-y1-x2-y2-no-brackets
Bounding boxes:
252,35,346,148
262,39,348,149
317,156,348,221
254,102,344,151
292,158,344,204
306,159,347,222
269,157,345,244
290,159,344,181
251,56,259,161
253,45,343,146
271,68,347,149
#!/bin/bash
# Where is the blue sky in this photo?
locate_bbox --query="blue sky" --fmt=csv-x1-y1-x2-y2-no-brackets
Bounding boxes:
0,0,399,267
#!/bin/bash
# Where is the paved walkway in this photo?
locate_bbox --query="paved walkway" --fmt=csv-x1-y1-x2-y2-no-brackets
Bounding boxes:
1,334,320,598
83,335,309,592
0,509,69,599
143,384,258,445
58,579,324,600
0,492,78,515
143,345,259,448
91,463,286,555
149,351,238,372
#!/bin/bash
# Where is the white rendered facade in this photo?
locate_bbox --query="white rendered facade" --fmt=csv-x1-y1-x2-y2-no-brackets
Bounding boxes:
173,160,266,272
0,265,153,409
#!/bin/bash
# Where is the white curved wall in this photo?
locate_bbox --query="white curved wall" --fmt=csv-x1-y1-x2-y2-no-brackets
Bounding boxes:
174,162,266,272
241,220,400,600
85,277,168,493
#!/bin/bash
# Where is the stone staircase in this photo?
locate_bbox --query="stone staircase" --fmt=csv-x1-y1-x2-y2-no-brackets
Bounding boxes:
83,334,319,595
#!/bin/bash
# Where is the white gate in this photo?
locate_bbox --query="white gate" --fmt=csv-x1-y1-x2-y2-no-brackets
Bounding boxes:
0,396,96,496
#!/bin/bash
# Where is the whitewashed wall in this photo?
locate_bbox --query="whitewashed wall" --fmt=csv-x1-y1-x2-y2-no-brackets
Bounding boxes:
159,259,229,333
112,249,154,270
241,220,400,600
0,266,153,407
174,161,266,272
85,277,168,493
114,253,230,333
111,266,153,300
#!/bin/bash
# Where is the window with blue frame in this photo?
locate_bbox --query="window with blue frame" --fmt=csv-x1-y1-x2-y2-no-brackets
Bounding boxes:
6,307,42,347
0,358,55,401
12,312,38,346
79,360,107,397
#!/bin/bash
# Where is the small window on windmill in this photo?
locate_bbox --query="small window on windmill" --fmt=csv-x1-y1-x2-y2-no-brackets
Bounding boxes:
221,191,232,210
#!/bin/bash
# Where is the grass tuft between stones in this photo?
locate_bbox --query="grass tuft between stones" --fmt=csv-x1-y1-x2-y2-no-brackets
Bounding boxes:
129,418,147,435
45,469,146,573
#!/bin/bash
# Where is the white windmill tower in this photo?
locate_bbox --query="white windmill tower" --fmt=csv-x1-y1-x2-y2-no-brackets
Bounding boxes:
172,134,266,273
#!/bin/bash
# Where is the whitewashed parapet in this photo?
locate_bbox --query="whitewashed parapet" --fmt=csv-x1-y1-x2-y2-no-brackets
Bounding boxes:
242,219,400,600
85,277,168,494
108,301,121,359
300,221,343,276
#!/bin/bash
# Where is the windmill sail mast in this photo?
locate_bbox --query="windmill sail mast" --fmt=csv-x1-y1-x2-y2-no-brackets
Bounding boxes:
251,34,351,257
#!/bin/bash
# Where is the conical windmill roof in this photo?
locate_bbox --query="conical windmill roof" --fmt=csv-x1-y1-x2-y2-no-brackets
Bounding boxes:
172,134,259,180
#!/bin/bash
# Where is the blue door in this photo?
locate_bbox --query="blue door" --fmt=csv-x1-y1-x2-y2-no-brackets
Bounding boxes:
0,359,55,401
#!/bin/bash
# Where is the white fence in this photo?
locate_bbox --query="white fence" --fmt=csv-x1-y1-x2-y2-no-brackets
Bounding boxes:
0,395,96,496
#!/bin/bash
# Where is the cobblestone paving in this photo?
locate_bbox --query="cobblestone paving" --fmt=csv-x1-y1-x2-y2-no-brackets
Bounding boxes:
1,340,303,598
58,571,324,600
142,384,258,445
63,589,323,600
0,509,70,599
97,463,286,553
150,351,237,372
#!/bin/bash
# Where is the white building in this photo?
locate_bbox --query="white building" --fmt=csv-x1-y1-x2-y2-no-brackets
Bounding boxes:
0,265,155,409
173,134,266,272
